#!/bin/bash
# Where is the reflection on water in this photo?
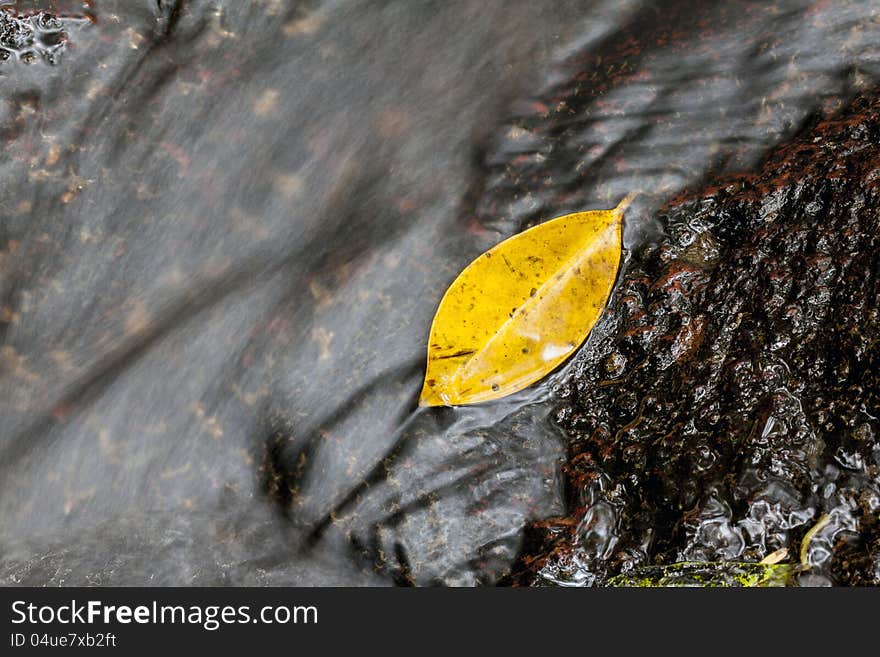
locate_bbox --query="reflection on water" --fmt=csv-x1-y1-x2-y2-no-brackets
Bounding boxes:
1,0,878,585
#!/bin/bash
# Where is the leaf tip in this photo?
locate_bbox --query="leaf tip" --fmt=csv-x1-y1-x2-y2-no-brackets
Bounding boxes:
615,192,638,215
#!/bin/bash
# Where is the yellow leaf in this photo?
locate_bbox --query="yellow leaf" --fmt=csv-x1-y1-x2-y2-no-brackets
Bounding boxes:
420,195,632,407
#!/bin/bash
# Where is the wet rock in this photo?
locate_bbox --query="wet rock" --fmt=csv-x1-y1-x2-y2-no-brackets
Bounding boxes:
0,0,587,587
0,10,70,66
509,88,880,586
4,0,880,587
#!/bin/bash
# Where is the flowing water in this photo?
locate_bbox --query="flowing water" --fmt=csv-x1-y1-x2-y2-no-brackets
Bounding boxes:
1,0,878,585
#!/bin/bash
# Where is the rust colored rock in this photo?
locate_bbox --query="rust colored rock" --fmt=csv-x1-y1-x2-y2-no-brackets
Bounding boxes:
509,89,880,586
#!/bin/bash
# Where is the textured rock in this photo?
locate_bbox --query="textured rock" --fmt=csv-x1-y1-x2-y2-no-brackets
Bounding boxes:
509,89,880,586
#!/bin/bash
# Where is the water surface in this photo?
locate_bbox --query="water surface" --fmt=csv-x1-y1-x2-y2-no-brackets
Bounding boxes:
1,0,878,585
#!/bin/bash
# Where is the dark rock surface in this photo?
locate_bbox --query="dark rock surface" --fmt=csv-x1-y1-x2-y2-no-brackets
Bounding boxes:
509,89,880,586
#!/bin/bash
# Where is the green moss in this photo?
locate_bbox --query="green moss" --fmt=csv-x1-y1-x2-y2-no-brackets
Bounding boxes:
608,561,795,587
